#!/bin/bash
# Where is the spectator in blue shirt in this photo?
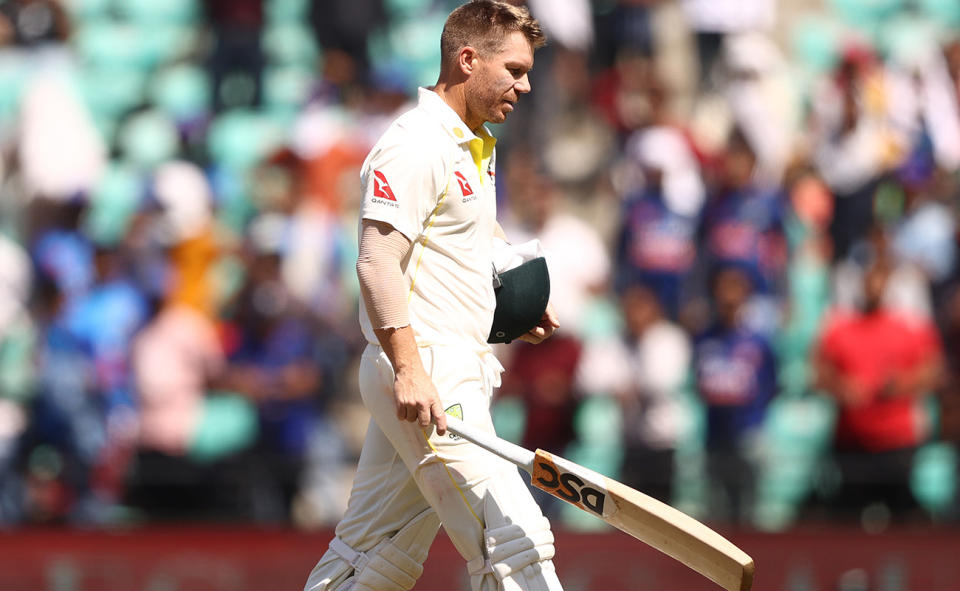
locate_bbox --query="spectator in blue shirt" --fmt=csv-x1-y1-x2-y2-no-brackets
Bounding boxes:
693,264,777,524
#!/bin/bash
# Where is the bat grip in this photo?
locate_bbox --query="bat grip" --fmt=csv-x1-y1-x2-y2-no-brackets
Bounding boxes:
443,416,536,473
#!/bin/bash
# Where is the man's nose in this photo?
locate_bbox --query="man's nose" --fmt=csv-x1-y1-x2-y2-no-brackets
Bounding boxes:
516,73,531,94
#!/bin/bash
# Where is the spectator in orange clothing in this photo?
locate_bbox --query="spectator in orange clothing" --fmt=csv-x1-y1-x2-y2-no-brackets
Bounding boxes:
814,258,944,520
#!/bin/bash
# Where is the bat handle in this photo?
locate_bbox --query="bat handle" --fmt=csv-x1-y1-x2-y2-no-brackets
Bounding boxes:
443,416,536,473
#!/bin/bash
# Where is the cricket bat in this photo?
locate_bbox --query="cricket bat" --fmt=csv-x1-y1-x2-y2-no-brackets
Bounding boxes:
443,416,754,591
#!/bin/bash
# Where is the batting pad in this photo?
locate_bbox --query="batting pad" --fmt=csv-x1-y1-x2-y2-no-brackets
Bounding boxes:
468,483,563,591
305,508,440,591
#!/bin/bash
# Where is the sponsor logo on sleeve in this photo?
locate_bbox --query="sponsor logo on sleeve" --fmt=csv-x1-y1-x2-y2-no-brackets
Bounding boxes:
372,170,399,207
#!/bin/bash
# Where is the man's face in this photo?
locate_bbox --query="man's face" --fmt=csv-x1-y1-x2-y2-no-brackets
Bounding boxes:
465,31,534,128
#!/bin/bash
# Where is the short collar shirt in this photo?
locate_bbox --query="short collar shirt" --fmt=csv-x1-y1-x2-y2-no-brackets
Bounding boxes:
358,87,499,352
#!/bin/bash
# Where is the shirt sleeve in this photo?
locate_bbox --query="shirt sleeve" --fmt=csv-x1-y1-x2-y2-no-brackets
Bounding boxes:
359,137,448,243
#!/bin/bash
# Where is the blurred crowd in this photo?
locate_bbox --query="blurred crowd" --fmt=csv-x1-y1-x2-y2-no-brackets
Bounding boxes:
0,0,959,534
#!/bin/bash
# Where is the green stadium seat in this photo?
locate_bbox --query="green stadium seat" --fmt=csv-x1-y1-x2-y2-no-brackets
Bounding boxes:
574,395,623,447
115,0,200,25
919,0,960,27
261,23,320,68
0,54,28,124
0,316,35,403
189,393,258,463
576,297,623,342
62,0,112,21
74,21,150,69
490,397,526,445
139,25,200,67
829,0,905,23
79,67,148,119
754,395,836,530
385,0,434,19
117,110,180,170
790,14,845,74
263,65,314,112
83,161,144,247
265,0,311,24
150,64,212,122
207,109,285,171
911,442,958,517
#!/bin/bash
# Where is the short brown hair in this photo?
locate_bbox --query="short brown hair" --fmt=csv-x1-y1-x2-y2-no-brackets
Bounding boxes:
440,0,546,63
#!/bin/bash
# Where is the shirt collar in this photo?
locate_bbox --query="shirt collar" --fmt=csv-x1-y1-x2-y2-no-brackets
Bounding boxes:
417,87,491,146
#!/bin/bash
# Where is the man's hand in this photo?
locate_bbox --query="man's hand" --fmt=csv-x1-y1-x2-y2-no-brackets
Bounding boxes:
518,302,559,344
394,365,448,435
373,325,448,435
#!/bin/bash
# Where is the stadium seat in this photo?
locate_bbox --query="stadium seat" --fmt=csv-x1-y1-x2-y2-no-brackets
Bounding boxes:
490,396,526,445
117,110,180,170
83,160,145,247
574,395,623,447
0,54,28,124
62,0,111,21
115,0,200,25
73,20,151,70
150,64,212,123
385,0,434,19
790,14,845,75
78,67,148,121
754,395,836,530
261,23,320,68
263,65,315,121
207,110,285,171
829,0,906,24
266,0,311,24
911,442,958,517
139,25,200,68
190,393,259,463
919,0,960,27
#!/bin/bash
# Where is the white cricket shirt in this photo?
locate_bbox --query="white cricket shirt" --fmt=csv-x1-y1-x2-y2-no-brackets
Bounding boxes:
358,87,498,353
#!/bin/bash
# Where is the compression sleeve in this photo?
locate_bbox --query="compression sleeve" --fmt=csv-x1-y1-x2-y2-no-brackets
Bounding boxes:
356,220,413,330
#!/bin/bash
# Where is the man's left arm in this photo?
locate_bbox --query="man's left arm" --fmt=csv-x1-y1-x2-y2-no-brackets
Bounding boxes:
495,221,559,344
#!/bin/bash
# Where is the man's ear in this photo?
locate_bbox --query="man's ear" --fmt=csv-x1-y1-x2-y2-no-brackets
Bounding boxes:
458,46,479,76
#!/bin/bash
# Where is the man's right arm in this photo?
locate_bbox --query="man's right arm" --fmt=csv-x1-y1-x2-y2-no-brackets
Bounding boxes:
356,219,447,434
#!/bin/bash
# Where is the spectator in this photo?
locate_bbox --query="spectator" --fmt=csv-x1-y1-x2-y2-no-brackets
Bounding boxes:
814,258,944,522
221,220,329,522
833,222,932,322
698,128,787,336
809,46,896,260
615,125,704,318
18,271,102,524
680,0,775,90
693,265,777,524
205,0,265,110
614,283,692,504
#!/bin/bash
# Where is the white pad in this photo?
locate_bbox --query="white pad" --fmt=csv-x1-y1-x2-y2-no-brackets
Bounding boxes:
469,490,563,591
305,509,440,591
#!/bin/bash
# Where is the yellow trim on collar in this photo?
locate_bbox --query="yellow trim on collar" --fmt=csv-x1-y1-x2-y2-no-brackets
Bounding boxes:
469,129,496,183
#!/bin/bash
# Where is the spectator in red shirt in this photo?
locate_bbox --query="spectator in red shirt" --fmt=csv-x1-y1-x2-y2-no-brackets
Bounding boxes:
814,258,944,521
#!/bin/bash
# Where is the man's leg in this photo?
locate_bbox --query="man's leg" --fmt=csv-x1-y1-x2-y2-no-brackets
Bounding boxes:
361,345,563,591
303,413,440,591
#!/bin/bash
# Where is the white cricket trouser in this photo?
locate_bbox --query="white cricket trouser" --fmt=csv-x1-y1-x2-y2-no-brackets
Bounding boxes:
304,343,561,591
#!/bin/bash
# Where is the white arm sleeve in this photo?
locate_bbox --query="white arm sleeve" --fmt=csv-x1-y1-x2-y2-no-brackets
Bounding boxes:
356,220,413,330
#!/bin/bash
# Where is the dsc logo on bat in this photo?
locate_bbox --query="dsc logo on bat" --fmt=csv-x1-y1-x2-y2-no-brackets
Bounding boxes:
533,456,607,516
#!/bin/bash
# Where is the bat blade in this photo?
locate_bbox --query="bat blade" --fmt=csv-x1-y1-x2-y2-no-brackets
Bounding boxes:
441,416,754,590
531,450,754,591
